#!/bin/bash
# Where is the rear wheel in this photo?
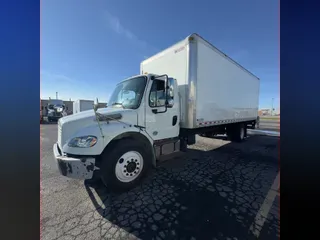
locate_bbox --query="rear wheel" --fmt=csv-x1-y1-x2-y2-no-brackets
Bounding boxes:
202,132,215,138
100,139,151,192
227,123,246,142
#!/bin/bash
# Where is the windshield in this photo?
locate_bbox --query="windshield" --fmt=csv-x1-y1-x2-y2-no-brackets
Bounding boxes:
48,103,64,110
108,76,147,109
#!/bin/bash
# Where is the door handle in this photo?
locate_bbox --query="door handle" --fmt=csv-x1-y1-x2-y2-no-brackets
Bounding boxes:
172,116,177,126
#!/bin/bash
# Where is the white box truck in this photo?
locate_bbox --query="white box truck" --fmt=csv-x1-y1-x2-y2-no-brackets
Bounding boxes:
53,33,260,191
73,99,94,114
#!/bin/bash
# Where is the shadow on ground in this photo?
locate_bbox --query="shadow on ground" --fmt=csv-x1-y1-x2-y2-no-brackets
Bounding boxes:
84,135,279,240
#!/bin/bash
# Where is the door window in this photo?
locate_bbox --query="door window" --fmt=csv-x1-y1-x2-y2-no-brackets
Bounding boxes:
149,80,166,107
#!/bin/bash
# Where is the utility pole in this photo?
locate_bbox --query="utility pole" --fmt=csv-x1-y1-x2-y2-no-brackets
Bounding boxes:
56,92,58,99
271,98,274,116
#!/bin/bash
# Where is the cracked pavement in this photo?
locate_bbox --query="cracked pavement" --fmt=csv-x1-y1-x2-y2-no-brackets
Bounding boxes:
41,124,279,240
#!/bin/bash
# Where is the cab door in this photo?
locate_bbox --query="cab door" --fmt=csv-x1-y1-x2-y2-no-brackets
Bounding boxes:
145,77,179,141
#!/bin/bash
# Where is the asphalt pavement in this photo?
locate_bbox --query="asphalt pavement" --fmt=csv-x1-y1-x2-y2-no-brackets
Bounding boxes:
41,124,279,240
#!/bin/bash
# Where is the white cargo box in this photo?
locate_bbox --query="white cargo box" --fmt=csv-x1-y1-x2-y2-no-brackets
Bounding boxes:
141,33,260,129
73,99,94,114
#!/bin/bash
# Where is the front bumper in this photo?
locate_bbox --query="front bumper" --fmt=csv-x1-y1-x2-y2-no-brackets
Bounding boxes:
53,143,96,180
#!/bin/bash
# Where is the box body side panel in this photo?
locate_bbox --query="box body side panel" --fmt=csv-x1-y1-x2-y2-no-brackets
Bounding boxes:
195,39,259,126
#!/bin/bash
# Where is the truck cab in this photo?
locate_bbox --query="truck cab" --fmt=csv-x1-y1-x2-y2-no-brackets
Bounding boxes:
47,99,67,122
53,74,182,191
105,73,180,142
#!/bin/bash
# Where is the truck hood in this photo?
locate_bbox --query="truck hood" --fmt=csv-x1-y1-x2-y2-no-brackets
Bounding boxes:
59,107,137,124
58,108,138,148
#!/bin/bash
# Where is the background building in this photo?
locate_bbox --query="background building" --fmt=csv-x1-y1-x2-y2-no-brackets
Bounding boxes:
41,99,107,115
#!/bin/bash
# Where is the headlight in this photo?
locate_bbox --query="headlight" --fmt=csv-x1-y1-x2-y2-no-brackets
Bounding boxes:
68,136,97,148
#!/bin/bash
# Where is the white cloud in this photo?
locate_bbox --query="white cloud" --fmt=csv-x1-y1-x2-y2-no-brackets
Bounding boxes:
40,70,110,102
103,10,158,53
40,70,74,83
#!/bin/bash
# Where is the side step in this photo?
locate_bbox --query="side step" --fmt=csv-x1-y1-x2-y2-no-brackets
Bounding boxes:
154,138,181,161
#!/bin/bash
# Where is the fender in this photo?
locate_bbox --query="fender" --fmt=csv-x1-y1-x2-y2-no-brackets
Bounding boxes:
62,121,156,166
106,131,156,167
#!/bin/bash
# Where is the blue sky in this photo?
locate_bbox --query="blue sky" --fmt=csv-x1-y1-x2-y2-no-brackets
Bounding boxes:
41,0,279,109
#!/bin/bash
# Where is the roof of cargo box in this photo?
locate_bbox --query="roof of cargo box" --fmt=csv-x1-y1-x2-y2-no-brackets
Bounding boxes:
141,33,259,80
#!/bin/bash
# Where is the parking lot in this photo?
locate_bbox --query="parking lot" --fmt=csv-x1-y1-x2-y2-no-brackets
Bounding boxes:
258,117,280,132
41,124,279,240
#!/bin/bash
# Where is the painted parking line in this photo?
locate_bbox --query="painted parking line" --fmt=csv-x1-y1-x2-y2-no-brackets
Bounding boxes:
249,172,280,238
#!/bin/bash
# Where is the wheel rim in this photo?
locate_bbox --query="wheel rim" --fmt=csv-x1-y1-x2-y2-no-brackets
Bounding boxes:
240,126,245,139
115,151,144,183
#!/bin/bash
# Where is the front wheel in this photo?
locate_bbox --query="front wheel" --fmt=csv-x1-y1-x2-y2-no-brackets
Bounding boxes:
100,139,151,192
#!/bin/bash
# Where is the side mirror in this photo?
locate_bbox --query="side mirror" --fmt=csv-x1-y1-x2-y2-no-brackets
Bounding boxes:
166,99,174,108
94,103,99,112
165,81,174,108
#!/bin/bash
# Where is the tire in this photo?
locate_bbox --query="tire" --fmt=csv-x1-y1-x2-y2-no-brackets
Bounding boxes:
100,139,151,192
203,133,210,138
227,123,246,142
203,132,214,138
